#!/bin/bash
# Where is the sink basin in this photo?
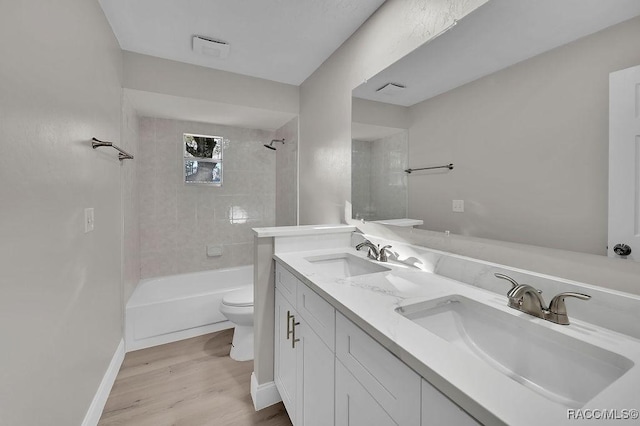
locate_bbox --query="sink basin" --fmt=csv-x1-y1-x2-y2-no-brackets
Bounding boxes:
397,295,633,407
305,253,390,278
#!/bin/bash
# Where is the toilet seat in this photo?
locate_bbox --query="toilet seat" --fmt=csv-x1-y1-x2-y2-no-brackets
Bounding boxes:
222,287,254,307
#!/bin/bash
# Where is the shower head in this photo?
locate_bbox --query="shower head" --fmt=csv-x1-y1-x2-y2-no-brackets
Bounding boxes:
263,138,285,150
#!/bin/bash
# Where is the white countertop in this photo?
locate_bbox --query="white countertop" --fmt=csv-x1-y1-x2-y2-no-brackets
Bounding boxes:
274,246,640,426
252,224,355,238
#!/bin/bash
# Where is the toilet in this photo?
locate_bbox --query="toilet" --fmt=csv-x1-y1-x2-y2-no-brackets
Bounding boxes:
219,285,254,361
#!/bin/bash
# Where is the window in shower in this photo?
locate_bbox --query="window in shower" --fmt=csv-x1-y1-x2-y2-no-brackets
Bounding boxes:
183,133,223,185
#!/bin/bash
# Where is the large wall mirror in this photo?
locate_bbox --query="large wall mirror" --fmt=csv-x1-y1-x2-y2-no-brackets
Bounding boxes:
351,1,640,256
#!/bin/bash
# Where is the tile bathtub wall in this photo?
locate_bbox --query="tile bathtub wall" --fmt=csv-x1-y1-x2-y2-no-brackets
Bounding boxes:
352,131,408,220
370,131,408,220
351,139,373,220
138,117,276,278
121,92,140,302
275,116,298,226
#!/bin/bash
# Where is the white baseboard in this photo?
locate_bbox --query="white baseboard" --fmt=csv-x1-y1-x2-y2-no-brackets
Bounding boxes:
126,321,233,352
82,338,125,426
250,372,282,411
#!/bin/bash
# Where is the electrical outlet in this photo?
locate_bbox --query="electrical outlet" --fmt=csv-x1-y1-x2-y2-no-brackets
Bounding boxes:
207,244,223,257
84,208,94,233
452,200,464,213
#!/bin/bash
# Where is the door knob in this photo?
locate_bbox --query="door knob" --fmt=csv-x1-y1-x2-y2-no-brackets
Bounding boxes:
613,243,632,256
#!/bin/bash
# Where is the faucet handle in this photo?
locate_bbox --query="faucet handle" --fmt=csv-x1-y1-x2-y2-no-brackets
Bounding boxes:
548,292,591,325
379,245,392,262
494,273,519,290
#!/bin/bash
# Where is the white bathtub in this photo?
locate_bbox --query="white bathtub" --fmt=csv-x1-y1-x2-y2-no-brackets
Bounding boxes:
125,266,253,351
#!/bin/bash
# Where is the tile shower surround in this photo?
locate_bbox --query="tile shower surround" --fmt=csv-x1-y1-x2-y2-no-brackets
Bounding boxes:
138,117,276,278
275,116,298,227
371,131,408,220
352,131,408,221
122,95,140,302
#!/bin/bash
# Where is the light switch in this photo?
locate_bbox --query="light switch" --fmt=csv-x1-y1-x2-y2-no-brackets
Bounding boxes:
452,200,464,213
84,208,94,233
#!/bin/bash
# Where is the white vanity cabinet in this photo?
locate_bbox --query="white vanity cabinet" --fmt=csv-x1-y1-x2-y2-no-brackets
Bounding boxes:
274,262,479,426
274,264,335,426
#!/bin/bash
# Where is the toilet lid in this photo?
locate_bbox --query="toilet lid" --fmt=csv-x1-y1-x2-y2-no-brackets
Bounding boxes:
222,287,254,307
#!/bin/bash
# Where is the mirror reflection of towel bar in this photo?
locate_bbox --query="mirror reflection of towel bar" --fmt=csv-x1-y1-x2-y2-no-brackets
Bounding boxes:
405,163,453,174
92,137,134,161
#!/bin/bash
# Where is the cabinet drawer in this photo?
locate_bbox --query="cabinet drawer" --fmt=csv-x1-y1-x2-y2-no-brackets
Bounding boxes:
336,312,421,426
276,262,298,306
297,283,335,351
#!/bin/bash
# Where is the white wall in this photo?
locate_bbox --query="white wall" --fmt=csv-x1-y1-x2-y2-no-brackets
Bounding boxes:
138,117,276,278
352,98,409,129
0,0,124,424
298,0,488,224
123,52,300,115
407,16,640,255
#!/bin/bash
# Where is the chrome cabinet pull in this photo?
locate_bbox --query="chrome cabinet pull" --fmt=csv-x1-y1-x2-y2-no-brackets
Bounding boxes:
286,310,293,340
292,317,300,349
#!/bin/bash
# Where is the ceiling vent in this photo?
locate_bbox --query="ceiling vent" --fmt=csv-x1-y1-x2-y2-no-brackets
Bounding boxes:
193,36,230,59
376,83,406,96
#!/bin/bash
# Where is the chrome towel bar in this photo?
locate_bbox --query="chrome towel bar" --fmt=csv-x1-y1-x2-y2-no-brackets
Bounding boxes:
405,163,453,174
92,137,134,161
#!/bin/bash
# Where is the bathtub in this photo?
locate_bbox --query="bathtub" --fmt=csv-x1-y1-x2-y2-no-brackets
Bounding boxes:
125,265,253,351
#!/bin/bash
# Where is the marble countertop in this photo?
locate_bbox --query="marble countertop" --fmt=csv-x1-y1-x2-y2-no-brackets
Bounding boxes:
274,246,640,426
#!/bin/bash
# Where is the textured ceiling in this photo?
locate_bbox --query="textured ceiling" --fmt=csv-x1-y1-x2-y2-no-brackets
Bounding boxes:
99,0,385,85
353,0,640,106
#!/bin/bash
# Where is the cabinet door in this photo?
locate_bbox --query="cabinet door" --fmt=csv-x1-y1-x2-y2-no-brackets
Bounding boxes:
335,361,397,426
297,321,335,426
421,379,479,426
274,289,297,423
336,313,420,425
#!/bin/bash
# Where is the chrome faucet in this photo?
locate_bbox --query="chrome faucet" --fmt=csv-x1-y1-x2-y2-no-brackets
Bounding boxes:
507,284,548,318
547,292,592,325
378,245,393,262
494,273,591,325
356,240,378,260
355,239,392,262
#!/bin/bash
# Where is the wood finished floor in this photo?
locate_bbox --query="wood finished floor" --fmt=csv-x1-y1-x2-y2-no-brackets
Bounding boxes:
99,329,292,426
